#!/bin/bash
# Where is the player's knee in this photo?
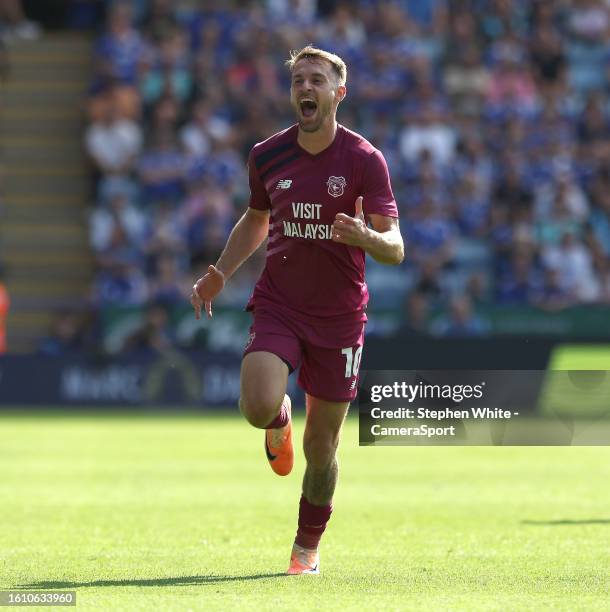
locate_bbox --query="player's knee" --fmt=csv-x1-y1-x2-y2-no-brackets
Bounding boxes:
239,394,281,429
303,432,338,469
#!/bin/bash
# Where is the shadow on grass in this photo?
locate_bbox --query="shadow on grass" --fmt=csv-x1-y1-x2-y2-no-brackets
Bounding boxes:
17,573,286,589
522,519,610,525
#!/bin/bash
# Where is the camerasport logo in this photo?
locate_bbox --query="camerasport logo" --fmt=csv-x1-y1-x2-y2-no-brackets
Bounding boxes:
327,176,346,197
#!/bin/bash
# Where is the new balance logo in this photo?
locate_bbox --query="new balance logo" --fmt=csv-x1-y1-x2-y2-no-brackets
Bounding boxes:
276,179,292,189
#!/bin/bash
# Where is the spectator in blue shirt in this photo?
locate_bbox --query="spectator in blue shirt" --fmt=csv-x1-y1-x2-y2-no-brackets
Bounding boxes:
431,295,489,337
137,127,186,204
95,2,146,85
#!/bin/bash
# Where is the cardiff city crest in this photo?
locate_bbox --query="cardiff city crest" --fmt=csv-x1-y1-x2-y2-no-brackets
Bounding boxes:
327,176,346,198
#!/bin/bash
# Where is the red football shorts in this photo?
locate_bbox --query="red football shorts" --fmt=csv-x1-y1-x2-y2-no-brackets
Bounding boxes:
243,308,364,403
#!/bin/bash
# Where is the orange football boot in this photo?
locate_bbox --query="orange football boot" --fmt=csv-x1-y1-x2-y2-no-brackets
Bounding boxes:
286,543,320,575
264,395,293,476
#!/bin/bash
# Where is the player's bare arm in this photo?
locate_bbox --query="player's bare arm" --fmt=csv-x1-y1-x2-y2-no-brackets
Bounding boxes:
191,207,270,319
331,196,404,265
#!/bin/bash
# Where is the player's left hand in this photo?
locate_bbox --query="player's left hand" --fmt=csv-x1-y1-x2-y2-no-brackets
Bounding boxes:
331,196,369,247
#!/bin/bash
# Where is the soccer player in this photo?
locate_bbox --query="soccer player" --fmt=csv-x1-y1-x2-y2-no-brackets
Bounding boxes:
190,46,404,574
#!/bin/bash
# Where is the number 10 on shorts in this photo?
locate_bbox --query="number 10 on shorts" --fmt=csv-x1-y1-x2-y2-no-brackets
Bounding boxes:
342,346,363,378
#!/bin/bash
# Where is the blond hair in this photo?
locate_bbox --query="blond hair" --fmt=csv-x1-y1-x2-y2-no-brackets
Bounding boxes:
286,45,347,86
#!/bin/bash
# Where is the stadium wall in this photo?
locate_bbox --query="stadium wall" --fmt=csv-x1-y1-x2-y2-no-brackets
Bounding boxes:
1,337,600,407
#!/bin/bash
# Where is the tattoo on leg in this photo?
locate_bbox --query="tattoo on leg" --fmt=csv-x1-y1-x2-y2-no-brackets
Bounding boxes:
302,457,338,506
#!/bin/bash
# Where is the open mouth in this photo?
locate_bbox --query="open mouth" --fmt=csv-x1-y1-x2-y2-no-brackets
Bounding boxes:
299,99,318,118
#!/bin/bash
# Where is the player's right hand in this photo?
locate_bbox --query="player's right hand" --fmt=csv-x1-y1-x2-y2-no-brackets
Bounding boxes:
191,265,225,320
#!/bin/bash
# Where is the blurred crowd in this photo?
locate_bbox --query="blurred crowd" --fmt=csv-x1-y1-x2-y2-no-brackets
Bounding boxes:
0,0,40,42
81,0,610,347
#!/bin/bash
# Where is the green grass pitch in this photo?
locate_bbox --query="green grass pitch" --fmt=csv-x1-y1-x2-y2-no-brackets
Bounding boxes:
1,411,610,611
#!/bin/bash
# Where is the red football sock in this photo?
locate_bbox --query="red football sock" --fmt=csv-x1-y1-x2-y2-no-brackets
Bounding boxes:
265,396,290,429
295,494,333,550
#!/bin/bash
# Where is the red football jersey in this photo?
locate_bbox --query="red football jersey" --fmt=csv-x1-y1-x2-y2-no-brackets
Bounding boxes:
246,124,398,346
